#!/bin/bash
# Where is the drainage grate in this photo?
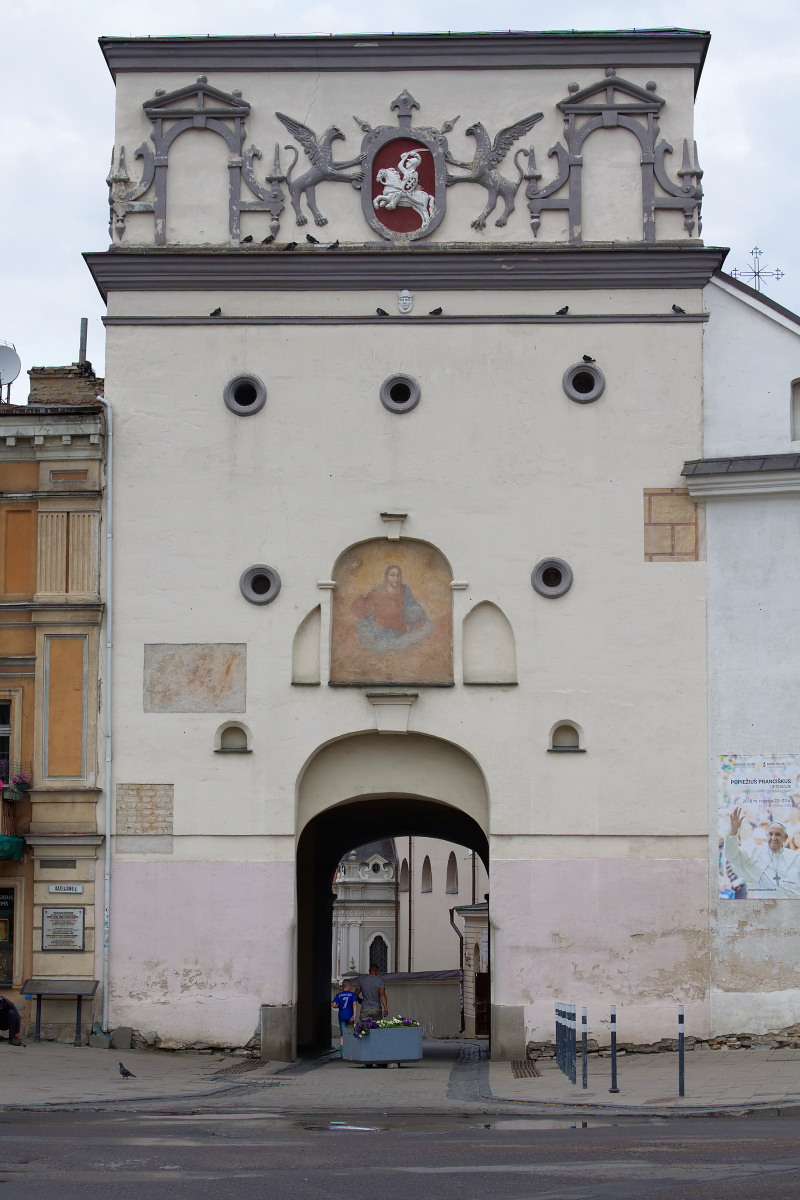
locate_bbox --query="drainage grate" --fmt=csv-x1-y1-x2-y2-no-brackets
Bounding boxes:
511,1059,541,1078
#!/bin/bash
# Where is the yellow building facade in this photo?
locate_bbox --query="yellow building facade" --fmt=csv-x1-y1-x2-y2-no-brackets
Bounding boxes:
0,363,105,1040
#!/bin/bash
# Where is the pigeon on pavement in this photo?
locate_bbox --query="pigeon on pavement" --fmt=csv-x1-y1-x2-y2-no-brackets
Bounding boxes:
119,1062,136,1079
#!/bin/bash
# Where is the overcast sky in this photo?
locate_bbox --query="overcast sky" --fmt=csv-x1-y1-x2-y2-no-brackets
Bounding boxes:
1,0,798,395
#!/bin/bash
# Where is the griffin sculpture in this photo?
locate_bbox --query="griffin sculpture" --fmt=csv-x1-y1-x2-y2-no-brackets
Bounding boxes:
447,113,544,229
276,112,363,227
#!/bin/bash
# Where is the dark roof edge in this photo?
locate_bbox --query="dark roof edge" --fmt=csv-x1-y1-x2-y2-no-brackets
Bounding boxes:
98,29,711,93
712,271,800,331
682,453,800,476
84,244,728,301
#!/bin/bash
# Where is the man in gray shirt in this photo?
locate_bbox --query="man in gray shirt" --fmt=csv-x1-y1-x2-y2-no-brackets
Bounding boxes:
356,964,388,1021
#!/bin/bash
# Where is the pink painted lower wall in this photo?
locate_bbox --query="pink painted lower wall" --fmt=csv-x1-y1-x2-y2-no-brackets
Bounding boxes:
491,858,711,1044
109,860,294,1046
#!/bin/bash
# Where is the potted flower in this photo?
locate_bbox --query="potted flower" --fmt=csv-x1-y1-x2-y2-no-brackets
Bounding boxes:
342,1015,422,1065
11,771,31,792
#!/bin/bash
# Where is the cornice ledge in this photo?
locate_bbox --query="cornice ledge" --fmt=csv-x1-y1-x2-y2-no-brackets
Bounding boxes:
686,471,800,499
84,245,727,300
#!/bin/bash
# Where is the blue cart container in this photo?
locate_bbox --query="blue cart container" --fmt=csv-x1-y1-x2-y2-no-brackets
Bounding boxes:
343,1025,423,1064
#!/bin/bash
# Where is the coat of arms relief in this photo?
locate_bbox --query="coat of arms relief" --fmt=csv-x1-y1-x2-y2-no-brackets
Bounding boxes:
107,70,702,246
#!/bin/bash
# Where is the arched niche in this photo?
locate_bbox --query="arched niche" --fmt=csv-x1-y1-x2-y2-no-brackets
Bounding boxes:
166,128,231,244
548,720,586,753
421,855,433,893
329,538,453,687
462,601,517,685
399,859,410,892
446,851,459,894
214,720,253,752
580,125,644,243
292,605,321,685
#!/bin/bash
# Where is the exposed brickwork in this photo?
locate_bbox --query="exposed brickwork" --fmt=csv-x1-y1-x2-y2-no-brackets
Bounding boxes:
643,488,702,562
28,364,104,408
115,783,173,835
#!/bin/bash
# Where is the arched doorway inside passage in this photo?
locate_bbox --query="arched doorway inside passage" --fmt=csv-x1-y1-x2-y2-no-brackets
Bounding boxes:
295,730,489,1053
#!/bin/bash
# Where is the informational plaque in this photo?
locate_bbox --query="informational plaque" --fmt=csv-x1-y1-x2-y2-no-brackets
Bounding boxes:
42,907,85,951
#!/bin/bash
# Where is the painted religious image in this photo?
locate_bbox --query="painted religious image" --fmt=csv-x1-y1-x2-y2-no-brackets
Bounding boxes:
330,540,453,686
719,755,800,899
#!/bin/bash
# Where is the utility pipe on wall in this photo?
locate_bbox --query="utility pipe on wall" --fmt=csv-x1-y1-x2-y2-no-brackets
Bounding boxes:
100,397,113,1032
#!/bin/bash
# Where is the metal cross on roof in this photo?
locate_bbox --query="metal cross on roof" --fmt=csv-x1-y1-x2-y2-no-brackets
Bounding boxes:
730,246,784,293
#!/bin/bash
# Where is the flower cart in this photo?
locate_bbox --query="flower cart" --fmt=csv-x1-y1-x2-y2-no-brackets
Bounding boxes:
343,1016,422,1066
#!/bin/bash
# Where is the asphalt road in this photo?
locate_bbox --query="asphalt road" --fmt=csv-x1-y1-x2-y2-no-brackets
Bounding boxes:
1,1109,800,1198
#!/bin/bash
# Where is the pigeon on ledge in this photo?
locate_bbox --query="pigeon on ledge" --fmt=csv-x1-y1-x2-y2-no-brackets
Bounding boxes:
209,307,222,317
556,305,569,315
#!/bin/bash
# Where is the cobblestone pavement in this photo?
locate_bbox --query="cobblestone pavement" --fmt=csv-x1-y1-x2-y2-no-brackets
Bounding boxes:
2,1038,800,1115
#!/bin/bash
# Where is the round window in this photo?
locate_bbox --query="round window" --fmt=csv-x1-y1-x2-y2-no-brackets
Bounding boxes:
224,374,267,416
379,373,421,414
562,363,605,404
531,557,574,598
239,564,281,605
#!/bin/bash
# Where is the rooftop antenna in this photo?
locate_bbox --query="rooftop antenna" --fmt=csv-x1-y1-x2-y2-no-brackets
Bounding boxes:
0,340,21,403
78,317,88,366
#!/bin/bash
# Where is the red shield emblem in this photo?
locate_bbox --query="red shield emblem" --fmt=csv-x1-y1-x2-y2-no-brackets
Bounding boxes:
371,138,437,235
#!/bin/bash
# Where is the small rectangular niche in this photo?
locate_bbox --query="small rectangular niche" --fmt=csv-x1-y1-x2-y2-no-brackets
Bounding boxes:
50,470,88,482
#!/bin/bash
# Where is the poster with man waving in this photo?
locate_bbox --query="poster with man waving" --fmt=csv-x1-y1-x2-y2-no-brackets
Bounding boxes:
719,755,800,899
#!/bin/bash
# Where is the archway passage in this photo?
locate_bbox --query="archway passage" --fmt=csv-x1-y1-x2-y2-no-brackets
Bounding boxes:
296,795,488,1051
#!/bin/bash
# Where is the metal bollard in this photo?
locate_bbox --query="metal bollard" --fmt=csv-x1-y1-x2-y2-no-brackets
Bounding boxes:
569,1004,577,1085
678,1005,685,1098
608,1005,619,1093
581,1007,588,1089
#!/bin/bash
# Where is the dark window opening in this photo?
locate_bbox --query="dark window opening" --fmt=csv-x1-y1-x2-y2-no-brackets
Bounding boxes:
389,382,412,405
541,566,563,588
233,381,258,406
250,574,272,595
370,935,388,974
572,371,596,394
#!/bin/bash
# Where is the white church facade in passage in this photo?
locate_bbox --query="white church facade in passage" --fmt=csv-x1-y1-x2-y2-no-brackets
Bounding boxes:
74,28,800,1058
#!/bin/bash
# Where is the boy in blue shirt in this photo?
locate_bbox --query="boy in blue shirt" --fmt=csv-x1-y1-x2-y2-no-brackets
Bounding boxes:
331,979,358,1056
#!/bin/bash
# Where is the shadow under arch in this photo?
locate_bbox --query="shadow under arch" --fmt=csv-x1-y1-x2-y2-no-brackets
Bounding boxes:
296,732,489,1052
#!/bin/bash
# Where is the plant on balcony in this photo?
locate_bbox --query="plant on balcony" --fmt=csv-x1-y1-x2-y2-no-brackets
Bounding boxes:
11,771,31,791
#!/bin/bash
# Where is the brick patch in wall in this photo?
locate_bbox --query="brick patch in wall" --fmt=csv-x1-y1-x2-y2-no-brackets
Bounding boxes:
115,783,174,835
643,488,702,562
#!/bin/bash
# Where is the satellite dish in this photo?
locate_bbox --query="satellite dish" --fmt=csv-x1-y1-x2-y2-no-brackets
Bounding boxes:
0,341,21,387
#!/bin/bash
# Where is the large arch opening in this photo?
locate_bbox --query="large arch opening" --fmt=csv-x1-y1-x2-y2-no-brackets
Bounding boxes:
296,732,489,1052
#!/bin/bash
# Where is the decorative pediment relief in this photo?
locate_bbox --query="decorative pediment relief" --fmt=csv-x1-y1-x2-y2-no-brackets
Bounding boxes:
106,70,702,248
142,77,251,119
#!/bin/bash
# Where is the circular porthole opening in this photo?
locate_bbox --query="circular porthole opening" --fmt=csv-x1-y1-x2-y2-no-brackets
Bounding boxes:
531,557,574,598
239,563,281,605
562,362,605,404
380,373,421,414
224,374,267,416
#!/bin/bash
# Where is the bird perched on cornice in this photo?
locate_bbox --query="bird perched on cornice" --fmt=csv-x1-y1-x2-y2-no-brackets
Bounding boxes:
241,235,253,244
284,242,298,251
376,308,389,317
261,234,274,244
672,304,686,314
327,240,340,250
429,307,443,316
582,354,595,363
556,305,569,316
209,307,222,317
306,234,320,244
